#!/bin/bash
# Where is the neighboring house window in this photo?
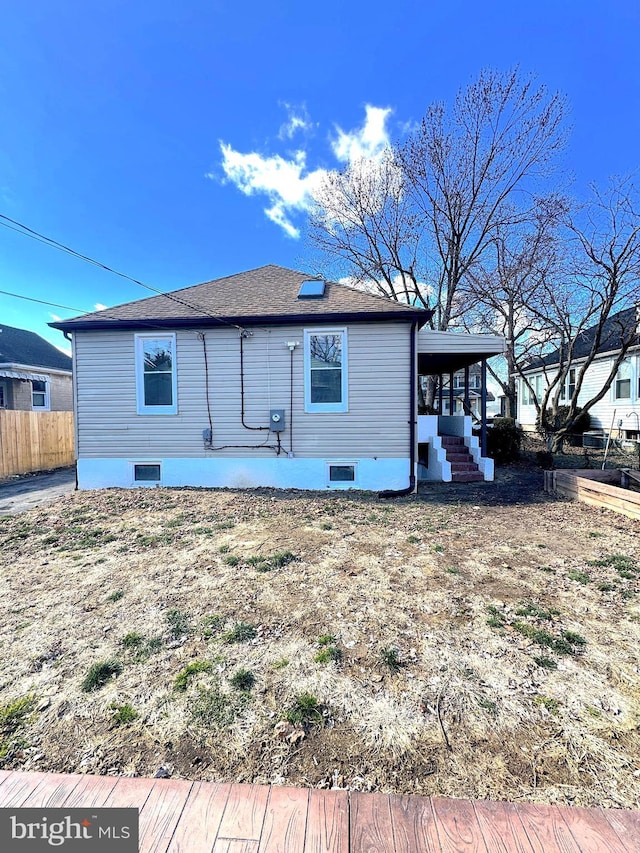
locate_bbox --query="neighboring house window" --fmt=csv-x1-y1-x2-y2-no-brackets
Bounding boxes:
0,382,5,408
304,329,348,413
614,360,631,400
32,379,50,410
560,368,576,401
135,333,177,414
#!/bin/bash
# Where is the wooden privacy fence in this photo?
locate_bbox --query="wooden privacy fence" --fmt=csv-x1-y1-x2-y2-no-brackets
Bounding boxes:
0,410,75,478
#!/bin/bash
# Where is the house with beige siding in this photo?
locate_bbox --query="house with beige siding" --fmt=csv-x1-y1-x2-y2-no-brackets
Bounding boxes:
0,324,72,411
51,265,504,491
517,306,640,440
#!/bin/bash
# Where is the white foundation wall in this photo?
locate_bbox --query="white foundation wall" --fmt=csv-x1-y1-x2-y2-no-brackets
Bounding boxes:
77,457,411,492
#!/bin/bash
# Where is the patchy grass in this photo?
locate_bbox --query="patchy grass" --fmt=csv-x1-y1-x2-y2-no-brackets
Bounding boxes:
221,623,256,644
0,695,35,761
286,692,323,727
166,609,191,638
81,660,122,692
110,703,138,725
380,646,403,672
229,668,255,692
173,660,212,692
0,482,639,807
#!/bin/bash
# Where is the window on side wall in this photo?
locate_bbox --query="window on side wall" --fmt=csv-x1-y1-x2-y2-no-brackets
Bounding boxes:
32,379,50,410
304,329,348,413
135,333,177,414
614,360,631,400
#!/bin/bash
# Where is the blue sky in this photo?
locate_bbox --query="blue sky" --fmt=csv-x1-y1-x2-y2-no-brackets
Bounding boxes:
1,0,639,352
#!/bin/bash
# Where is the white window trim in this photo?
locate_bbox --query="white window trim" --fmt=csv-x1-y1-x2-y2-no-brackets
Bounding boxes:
613,358,633,402
32,379,50,411
326,460,358,489
131,461,163,486
135,333,178,415
304,328,348,413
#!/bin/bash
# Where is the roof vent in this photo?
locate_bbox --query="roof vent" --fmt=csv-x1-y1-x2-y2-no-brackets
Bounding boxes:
297,279,326,299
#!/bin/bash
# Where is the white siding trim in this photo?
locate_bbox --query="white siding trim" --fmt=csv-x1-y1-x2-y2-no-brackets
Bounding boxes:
77,456,410,491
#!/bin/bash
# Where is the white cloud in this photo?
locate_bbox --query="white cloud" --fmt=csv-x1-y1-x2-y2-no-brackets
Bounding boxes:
216,105,394,238
94,303,107,311
218,145,328,239
49,313,62,323
278,103,314,140
339,273,433,306
332,105,392,163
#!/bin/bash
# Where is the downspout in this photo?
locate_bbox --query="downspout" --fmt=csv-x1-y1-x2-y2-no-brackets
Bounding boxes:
378,321,417,499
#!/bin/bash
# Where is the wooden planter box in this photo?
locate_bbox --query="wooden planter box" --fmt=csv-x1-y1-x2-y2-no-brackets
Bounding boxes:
544,468,640,521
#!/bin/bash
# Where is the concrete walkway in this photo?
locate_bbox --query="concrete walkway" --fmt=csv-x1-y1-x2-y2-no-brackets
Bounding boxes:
0,466,76,514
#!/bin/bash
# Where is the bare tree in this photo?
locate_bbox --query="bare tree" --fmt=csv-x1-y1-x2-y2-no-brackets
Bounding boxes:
309,67,566,344
521,178,640,450
402,68,566,330
463,196,568,417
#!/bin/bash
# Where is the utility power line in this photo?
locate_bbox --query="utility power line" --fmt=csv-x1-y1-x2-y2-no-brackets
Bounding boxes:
0,213,243,330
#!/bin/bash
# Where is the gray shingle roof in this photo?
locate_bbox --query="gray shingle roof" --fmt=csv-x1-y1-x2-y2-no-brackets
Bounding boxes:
0,324,72,372
524,306,639,371
49,265,430,331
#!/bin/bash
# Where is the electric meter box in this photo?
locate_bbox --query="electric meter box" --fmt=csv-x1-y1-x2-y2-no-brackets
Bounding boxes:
269,409,285,431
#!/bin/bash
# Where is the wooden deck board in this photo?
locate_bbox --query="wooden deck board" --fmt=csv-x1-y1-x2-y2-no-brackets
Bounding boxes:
513,803,582,853
258,786,310,852
304,788,349,853
168,780,232,852
216,782,270,843
472,800,534,853
138,779,193,853
559,804,632,853
0,770,637,852
19,771,84,807
60,771,120,807
388,793,441,852
431,796,488,852
0,770,70,807
601,807,640,851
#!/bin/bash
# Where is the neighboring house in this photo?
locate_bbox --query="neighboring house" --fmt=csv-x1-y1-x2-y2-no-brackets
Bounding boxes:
437,365,498,419
517,306,640,438
50,265,504,491
0,324,73,411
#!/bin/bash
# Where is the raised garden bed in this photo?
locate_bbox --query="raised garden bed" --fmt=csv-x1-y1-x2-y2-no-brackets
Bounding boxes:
544,468,640,520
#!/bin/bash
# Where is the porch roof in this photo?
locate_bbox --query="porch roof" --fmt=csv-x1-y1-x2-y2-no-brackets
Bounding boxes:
417,329,505,374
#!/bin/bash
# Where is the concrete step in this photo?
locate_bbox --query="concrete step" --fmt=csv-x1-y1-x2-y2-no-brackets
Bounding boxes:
441,435,464,446
451,471,485,483
446,452,474,463
450,462,478,472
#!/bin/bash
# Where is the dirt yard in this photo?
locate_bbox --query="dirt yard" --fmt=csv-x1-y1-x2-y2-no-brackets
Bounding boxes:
1,456,639,808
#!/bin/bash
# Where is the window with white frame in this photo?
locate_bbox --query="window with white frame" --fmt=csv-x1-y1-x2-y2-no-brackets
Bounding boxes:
327,462,357,487
614,360,631,400
32,379,50,410
135,333,177,414
560,367,576,401
304,329,348,413
133,463,161,483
